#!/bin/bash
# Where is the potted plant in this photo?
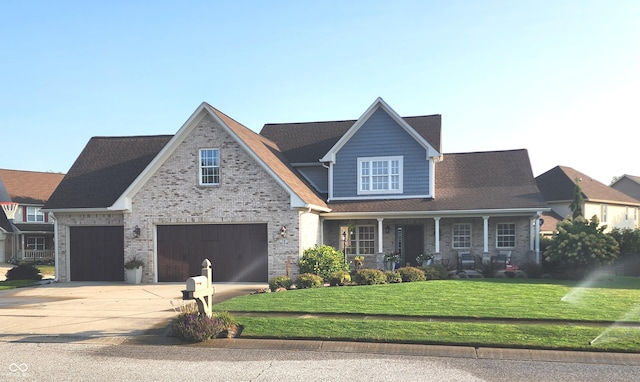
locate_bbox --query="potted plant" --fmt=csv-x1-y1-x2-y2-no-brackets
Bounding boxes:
384,252,400,271
124,255,144,284
416,253,434,266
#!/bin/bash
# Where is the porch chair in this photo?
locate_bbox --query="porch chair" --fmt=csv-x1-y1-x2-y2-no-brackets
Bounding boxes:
458,252,475,270
495,251,512,269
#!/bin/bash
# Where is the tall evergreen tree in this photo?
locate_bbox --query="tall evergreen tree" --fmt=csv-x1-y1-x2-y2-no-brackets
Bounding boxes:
569,178,584,218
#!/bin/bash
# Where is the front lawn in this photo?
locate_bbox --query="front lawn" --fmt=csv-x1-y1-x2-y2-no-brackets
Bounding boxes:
214,277,640,352
0,280,38,291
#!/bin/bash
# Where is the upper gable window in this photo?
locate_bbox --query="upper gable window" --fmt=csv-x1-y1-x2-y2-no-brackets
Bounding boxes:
199,148,220,186
357,156,403,195
26,207,44,222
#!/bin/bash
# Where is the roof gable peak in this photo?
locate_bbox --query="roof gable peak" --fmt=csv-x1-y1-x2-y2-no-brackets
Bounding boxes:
320,97,441,163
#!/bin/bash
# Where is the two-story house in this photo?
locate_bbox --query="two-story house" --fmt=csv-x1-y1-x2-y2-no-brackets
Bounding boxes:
535,166,640,232
44,98,549,283
0,169,65,263
611,175,640,202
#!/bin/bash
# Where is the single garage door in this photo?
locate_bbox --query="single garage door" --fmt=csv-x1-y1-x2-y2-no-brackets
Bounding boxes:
69,226,124,281
157,224,268,282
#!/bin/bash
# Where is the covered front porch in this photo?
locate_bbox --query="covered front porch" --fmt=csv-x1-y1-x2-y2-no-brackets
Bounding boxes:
321,211,544,271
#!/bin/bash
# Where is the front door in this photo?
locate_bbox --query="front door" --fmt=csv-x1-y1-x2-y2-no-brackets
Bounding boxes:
403,225,424,267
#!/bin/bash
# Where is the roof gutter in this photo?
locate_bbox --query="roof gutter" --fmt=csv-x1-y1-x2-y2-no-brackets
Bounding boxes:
321,207,551,219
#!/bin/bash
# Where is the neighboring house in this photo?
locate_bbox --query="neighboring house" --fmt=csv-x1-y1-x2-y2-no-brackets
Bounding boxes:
611,175,640,202
535,166,640,232
44,98,550,283
0,169,65,263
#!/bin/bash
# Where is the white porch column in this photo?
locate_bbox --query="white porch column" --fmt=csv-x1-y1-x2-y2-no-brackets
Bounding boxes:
377,218,384,254
535,212,542,265
482,216,490,253
434,217,441,253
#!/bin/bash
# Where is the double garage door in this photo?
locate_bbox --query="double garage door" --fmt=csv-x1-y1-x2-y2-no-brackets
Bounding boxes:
69,224,268,282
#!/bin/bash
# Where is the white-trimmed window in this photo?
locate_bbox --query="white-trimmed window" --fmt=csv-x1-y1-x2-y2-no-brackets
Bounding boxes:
496,223,516,248
358,156,403,195
601,204,608,223
27,237,45,250
199,148,220,186
342,225,375,255
26,207,44,222
452,223,471,249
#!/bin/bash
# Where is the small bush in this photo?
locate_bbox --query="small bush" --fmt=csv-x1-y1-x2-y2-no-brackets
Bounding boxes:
269,275,293,291
354,269,386,285
519,262,544,279
5,264,42,281
397,267,426,282
172,313,225,342
384,271,402,284
328,271,351,286
295,273,324,289
214,311,237,327
299,244,349,281
420,264,449,280
477,262,499,278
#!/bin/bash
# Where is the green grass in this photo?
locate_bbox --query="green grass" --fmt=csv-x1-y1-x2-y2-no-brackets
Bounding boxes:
37,265,55,277
215,277,640,352
0,280,38,291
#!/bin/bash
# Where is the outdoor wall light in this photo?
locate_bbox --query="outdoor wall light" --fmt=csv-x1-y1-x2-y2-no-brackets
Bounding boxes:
133,226,141,238
280,225,287,237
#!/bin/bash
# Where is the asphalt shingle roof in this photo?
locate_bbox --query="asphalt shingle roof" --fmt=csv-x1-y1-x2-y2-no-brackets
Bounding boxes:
328,149,548,213
260,115,441,164
45,135,173,209
535,166,640,205
0,169,65,204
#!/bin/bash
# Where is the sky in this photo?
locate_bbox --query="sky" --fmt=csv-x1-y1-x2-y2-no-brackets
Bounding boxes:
1,1,639,185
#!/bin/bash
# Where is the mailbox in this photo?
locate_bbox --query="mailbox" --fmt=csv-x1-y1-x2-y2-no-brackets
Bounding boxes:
180,259,215,317
186,275,208,292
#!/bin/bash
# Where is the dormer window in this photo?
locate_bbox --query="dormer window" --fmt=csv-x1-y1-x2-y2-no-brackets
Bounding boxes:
357,156,403,195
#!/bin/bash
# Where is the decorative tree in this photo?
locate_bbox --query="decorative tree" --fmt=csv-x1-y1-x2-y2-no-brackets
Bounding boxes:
544,215,619,277
569,178,584,219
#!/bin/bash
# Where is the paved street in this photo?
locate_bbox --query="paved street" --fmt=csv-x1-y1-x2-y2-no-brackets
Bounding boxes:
3,342,640,382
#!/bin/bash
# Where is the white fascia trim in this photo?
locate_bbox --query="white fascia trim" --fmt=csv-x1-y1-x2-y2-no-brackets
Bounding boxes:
41,207,117,214
321,207,551,219
320,97,441,163
587,199,640,207
305,204,332,213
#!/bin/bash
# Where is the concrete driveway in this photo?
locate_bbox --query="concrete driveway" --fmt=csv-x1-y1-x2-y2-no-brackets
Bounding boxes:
0,281,266,344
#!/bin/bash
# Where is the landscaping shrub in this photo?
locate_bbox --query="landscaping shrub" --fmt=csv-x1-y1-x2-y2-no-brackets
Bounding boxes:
354,269,386,285
269,275,293,291
172,313,225,342
518,262,544,279
295,273,324,289
299,244,349,281
384,271,402,284
5,264,42,281
420,264,449,280
328,271,351,286
396,266,426,282
477,262,498,278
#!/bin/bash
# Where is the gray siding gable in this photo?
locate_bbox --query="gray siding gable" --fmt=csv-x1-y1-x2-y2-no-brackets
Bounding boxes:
333,108,430,199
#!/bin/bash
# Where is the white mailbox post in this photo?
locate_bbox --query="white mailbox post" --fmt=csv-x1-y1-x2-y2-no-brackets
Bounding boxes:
182,259,215,317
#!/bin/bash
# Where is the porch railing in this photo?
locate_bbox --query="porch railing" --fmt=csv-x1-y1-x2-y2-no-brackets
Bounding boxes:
22,249,55,260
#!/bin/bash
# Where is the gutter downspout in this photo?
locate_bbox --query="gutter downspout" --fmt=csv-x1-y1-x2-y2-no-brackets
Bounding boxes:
51,212,59,282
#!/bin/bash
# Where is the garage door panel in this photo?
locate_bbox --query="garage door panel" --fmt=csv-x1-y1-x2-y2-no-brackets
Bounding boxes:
157,224,268,282
70,226,124,281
